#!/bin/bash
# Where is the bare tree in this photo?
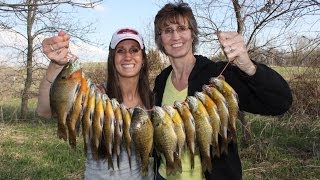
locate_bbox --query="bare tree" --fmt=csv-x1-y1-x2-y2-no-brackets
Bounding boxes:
190,0,320,145
0,0,102,120
191,0,320,61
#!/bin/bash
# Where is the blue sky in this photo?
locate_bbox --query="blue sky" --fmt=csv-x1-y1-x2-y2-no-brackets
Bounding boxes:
1,0,318,64
71,0,166,62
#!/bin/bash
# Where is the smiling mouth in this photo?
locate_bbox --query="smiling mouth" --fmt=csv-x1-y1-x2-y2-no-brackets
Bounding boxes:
172,43,183,48
122,64,135,68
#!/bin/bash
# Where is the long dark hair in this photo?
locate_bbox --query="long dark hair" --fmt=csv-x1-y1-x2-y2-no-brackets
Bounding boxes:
106,46,154,109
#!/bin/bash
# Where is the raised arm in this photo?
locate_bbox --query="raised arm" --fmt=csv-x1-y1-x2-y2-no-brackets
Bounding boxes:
36,31,70,118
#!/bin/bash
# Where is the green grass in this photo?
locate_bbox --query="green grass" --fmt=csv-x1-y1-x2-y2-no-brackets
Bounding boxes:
239,114,320,179
0,121,86,180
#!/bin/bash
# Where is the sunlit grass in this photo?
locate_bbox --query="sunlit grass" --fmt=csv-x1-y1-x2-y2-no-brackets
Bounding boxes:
0,121,85,179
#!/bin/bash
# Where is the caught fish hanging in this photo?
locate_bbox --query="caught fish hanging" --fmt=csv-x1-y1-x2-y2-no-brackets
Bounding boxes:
49,56,239,176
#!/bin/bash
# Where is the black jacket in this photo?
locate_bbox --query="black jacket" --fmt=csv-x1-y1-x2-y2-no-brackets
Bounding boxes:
153,55,292,179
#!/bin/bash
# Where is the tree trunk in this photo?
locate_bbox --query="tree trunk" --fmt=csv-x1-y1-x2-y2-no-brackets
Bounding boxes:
20,0,36,120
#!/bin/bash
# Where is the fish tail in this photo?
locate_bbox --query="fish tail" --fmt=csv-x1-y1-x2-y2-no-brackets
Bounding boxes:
107,153,114,170
188,141,195,169
127,149,132,169
117,155,120,169
220,138,229,155
165,159,176,176
58,122,68,141
212,144,220,158
75,114,82,136
92,147,99,160
68,129,77,150
212,133,220,158
67,121,77,150
141,156,149,176
173,151,182,173
201,155,213,173
190,151,195,169
229,127,238,144
83,143,88,156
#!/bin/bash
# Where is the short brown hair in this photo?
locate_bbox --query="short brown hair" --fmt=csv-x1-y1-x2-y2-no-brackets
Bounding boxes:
154,2,199,54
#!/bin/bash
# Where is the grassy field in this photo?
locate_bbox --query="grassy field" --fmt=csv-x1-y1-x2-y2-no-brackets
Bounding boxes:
0,121,85,180
0,111,319,179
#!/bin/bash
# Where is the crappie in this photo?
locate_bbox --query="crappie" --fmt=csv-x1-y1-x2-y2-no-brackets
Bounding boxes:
152,106,181,175
203,85,229,155
102,94,115,170
130,107,153,176
120,104,132,169
210,75,239,143
174,101,196,169
111,98,123,169
50,61,82,141
186,96,213,173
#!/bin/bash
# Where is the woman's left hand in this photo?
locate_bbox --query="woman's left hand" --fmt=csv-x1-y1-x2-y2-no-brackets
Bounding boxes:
217,31,256,75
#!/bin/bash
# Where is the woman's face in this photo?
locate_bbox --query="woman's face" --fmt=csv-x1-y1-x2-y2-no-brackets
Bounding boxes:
159,19,194,59
114,39,143,78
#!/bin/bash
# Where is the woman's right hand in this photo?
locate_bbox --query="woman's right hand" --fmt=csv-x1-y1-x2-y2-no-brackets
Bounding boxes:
42,31,70,66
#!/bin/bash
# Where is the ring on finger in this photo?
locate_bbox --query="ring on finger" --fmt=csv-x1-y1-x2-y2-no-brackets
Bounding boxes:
49,44,55,51
229,46,233,52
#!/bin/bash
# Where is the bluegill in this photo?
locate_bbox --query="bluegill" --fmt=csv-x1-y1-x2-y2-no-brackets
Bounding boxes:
120,104,132,169
111,98,123,169
130,107,153,176
174,101,196,169
50,61,82,141
195,91,221,158
186,96,213,173
152,106,181,175
102,94,115,170
67,74,88,150
210,75,239,143
203,85,229,155
91,91,104,160
162,104,185,158
81,83,95,155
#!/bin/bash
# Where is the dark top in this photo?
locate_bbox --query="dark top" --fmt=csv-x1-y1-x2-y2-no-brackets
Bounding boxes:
153,55,292,179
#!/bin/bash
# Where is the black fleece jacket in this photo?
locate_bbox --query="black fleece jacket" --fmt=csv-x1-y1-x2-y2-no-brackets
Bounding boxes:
153,55,292,179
